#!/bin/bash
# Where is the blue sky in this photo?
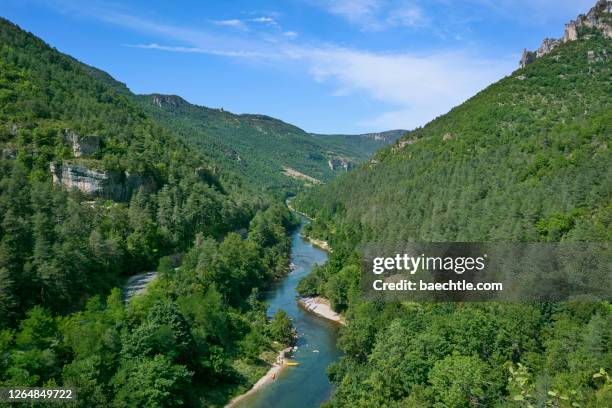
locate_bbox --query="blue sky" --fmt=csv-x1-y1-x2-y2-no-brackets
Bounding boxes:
0,0,595,133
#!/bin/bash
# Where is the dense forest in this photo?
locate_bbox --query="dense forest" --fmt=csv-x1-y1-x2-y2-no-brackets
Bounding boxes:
136,94,401,195
0,17,301,406
294,14,611,408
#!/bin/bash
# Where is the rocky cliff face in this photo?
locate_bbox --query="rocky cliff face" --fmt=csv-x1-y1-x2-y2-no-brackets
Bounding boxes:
360,130,406,142
328,158,353,171
520,0,611,67
151,94,188,110
50,161,156,201
564,0,612,42
64,129,101,158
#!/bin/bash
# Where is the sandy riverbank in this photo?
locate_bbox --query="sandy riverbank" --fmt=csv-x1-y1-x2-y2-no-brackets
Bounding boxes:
299,297,346,325
225,347,292,408
303,236,331,252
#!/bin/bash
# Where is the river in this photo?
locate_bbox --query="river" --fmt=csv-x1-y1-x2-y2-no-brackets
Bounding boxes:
234,216,343,407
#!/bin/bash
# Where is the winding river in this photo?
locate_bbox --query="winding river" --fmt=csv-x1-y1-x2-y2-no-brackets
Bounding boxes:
234,216,343,407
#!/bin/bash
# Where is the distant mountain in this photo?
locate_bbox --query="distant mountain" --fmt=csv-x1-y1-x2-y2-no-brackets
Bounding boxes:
314,129,406,142
311,129,406,159
297,1,611,244
136,94,400,193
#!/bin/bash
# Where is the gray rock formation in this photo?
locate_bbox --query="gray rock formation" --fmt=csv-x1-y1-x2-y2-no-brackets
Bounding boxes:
63,129,101,158
564,0,612,42
152,94,187,110
328,158,353,171
50,161,156,201
520,0,611,67
397,138,419,149
224,147,242,162
2,147,17,160
519,49,537,68
536,38,561,57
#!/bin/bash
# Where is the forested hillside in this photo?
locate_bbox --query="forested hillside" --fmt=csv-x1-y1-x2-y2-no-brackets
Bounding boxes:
137,94,400,194
310,130,405,159
294,3,611,406
0,17,301,406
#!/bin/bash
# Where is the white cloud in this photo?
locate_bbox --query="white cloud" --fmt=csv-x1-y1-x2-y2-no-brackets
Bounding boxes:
325,0,382,22
125,43,270,58
211,19,246,29
250,16,278,25
300,47,514,129
283,31,299,38
387,5,428,28
311,0,428,31
52,0,515,131
210,16,279,31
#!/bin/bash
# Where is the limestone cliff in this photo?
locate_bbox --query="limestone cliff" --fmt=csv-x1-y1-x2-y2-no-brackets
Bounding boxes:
520,0,611,67
328,158,353,171
50,161,156,201
63,129,101,158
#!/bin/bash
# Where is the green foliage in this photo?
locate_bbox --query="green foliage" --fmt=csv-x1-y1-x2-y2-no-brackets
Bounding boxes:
295,32,612,407
296,34,611,245
0,18,302,407
428,353,493,407
269,310,295,345
136,94,400,194
0,17,257,323
111,354,192,408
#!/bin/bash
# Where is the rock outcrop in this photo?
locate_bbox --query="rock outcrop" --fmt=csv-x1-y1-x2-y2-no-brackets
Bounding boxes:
151,94,188,110
536,38,561,57
224,147,242,163
328,158,353,171
519,50,537,68
64,129,101,158
50,161,156,201
520,0,611,67
393,137,419,152
564,0,612,42
2,147,17,160
359,130,407,142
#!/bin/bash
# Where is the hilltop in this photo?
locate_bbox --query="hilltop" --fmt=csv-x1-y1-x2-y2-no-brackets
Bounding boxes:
136,93,401,193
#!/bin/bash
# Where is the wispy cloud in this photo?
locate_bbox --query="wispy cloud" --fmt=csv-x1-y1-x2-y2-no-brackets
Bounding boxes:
48,0,515,131
211,19,246,29
310,0,593,33
310,0,428,30
387,6,428,28
125,43,270,58
463,0,594,23
250,16,278,25
299,46,513,129
211,16,278,30
325,0,381,23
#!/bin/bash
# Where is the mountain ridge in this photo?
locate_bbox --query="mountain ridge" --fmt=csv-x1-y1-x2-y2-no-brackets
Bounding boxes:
136,92,402,193
292,2,611,405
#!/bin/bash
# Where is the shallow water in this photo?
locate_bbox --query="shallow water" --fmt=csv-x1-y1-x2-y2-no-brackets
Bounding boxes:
234,218,342,408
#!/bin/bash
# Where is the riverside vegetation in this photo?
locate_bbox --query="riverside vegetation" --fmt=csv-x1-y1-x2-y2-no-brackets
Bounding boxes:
0,16,306,407
294,3,612,407
0,1,610,407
